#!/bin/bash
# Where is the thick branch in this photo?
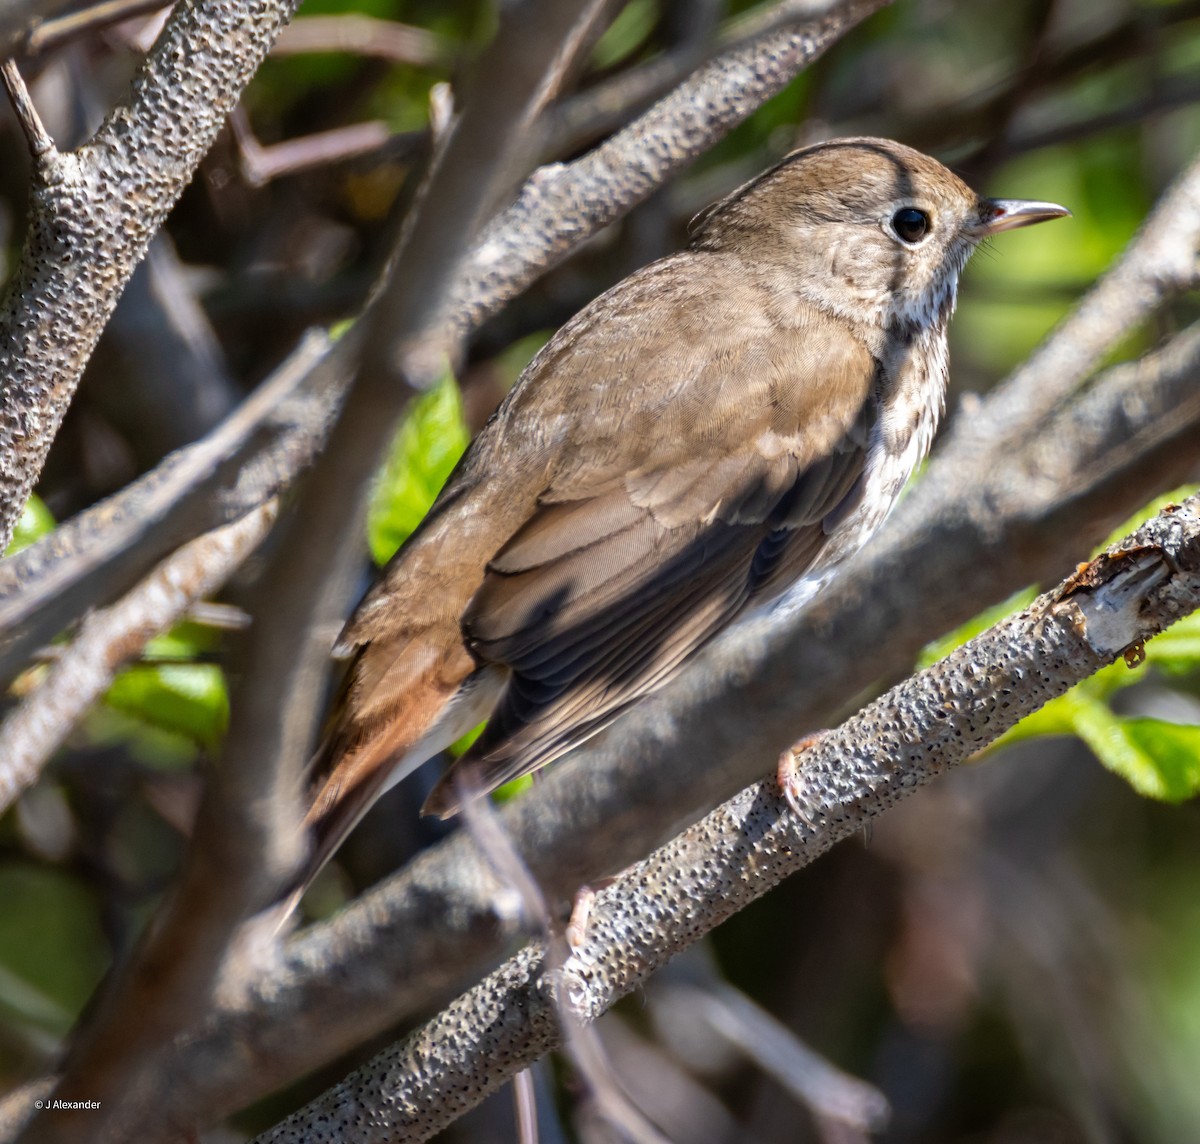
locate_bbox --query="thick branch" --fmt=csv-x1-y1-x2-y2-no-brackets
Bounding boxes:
258,496,1200,1143
0,0,300,551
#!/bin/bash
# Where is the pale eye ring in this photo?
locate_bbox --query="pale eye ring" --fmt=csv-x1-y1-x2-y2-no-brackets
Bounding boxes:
892,208,930,243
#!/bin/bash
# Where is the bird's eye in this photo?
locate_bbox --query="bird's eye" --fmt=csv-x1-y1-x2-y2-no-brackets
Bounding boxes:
892,208,930,243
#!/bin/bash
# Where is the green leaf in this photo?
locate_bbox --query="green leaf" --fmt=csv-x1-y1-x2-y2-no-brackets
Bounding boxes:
104,660,229,756
0,864,108,1038
493,775,534,805
5,495,55,556
591,0,657,70
1071,701,1200,802
450,721,486,758
914,485,1200,803
367,371,470,565
1142,610,1200,675
495,331,552,390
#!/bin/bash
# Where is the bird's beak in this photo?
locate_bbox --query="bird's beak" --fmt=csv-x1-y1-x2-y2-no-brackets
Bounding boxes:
974,198,1072,235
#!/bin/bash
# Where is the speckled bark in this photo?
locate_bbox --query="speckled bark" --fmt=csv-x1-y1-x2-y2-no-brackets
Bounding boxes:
0,0,299,550
257,497,1200,1144
0,330,336,679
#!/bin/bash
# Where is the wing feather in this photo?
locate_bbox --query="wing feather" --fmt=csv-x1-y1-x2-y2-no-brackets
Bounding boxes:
425,371,881,815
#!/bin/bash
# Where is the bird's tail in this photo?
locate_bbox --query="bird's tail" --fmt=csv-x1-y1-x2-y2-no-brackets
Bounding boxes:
279,665,505,920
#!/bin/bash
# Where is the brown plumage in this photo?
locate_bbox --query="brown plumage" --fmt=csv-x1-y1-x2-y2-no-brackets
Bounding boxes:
297,138,1069,897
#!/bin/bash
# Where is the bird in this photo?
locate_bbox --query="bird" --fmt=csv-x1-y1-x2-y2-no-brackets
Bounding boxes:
297,136,1069,895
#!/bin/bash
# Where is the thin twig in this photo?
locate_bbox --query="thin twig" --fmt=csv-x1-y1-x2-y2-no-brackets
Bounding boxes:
230,108,395,187
1,57,54,159
271,13,449,67
0,329,333,684
446,0,891,345
0,504,276,816
0,0,78,59
20,0,168,56
685,981,890,1132
898,1,1200,164
459,777,667,1144
977,78,1200,173
546,0,854,157
940,145,1200,462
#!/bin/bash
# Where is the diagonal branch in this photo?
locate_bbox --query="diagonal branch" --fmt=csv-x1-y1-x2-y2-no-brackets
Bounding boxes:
257,494,1200,1144
938,146,1200,464
0,0,76,57
0,504,277,815
0,330,333,683
445,0,890,344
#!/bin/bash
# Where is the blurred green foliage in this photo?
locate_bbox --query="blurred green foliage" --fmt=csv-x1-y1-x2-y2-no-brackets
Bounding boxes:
5,495,54,556
591,0,657,70
366,369,470,565
103,627,230,759
0,867,108,1042
954,138,1150,376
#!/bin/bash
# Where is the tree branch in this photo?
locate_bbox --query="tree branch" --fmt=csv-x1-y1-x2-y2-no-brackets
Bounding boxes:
0,0,76,58
271,14,449,67
17,0,169,57
445,0,891,344
0,0,301,551
0,330,333,684
0,504,276,815
257,494,1200,1143
940,146,1200,463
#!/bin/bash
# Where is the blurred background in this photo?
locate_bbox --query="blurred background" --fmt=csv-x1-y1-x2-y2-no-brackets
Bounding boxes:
2,1,1200,1141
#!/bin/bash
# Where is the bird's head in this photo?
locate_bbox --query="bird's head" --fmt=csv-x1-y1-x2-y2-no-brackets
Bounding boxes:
691,136,1070,330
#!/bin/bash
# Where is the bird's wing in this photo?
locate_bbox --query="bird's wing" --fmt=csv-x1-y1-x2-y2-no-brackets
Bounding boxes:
423,321,879,816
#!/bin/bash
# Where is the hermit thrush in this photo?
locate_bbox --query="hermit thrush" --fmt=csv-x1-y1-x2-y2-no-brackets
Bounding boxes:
299,137,1068,890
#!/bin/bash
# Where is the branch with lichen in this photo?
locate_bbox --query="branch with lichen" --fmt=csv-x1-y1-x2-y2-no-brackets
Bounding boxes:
257,493,1200,1144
